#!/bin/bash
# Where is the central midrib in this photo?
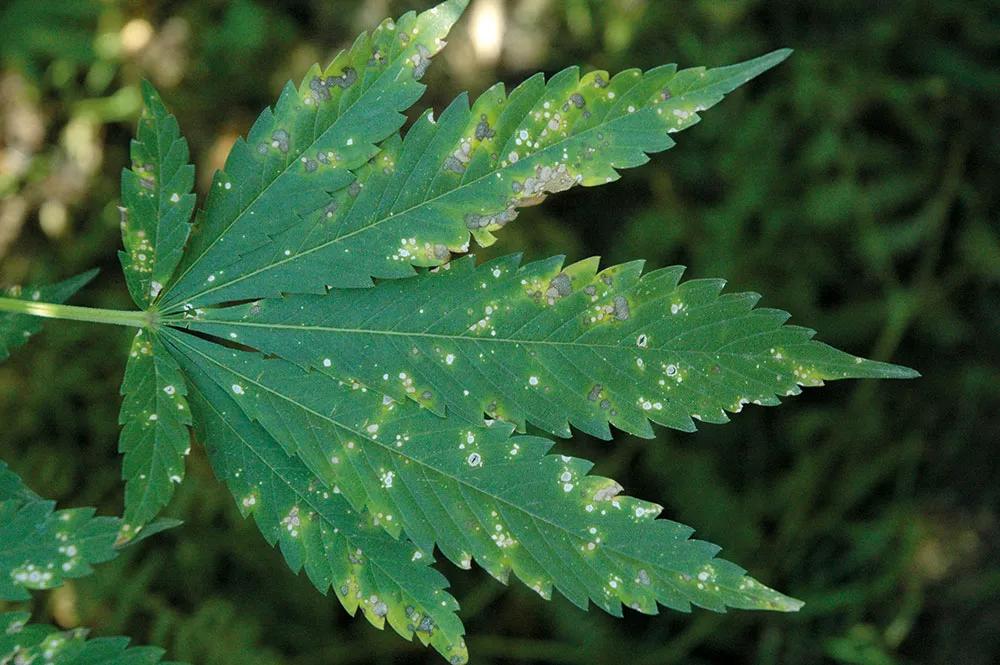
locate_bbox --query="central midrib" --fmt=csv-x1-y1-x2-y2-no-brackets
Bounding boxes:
173,316,770,358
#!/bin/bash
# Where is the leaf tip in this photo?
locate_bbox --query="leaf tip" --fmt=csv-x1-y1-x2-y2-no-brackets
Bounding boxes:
856,358,921,380
139,79,167,112
76,267,101,286
774,594,805,613
744,48,794,78
430,0,471,26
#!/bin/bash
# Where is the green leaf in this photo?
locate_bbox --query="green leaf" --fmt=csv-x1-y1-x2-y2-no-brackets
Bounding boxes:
0,459,38,504
117,329,192,530
0,462,121,602
0,611,182,664
176,254,918,439
118,81,196,309
0,270,98,363
158,49,791,309
181,354,469,664
163,329,803,620
160,0,469,308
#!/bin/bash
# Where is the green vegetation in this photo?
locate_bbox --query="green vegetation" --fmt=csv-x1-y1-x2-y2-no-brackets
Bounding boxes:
0,1,995,664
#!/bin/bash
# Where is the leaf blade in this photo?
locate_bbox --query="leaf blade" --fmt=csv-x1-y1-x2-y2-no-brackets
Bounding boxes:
118,330,192,529
119,81,196,308
177,255,917,439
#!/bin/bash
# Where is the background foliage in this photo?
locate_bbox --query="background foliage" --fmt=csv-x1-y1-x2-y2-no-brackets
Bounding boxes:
0,0,997,663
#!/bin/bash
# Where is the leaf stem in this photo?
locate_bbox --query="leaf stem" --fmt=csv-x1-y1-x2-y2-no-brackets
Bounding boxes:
0,297,153,328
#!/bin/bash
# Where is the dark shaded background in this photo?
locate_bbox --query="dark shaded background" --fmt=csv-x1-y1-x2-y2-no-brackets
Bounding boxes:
1,1,998,663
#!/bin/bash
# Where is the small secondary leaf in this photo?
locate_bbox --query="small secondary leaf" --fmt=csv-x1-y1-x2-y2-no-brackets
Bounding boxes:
181,255,918,439
0,611,182,664
0,462,121,601
182,357,469,663
119,81,196,308
158,49,791,309
118,329,191,529
164,330,802,618
0,269,98,363
160,0,469,308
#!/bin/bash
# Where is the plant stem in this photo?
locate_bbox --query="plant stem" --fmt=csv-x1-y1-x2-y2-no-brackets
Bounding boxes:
0,297,153,328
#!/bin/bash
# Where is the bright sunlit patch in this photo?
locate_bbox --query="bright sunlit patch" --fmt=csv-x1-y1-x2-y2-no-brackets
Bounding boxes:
469,0,505,65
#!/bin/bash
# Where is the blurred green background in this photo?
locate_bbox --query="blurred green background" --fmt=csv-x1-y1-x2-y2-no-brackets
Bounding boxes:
1,0,997,663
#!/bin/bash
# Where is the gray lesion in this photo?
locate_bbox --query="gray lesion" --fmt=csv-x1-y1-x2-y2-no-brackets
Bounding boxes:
308,67,358,103
411,44,432,79
475,115,496,141
465,207,517,231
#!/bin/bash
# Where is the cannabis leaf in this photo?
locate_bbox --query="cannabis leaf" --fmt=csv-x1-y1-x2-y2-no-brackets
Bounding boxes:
0,2,921,662
0,270,98,363
160,0,469,309
119,81,196,308
183,359,468,664
156,46,791,309
164,330,802,622
0,461,120,601
0,612,181,664
180,254,918,439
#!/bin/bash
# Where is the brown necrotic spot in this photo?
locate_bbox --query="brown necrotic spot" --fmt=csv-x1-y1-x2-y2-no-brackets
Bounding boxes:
588,384,603,402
